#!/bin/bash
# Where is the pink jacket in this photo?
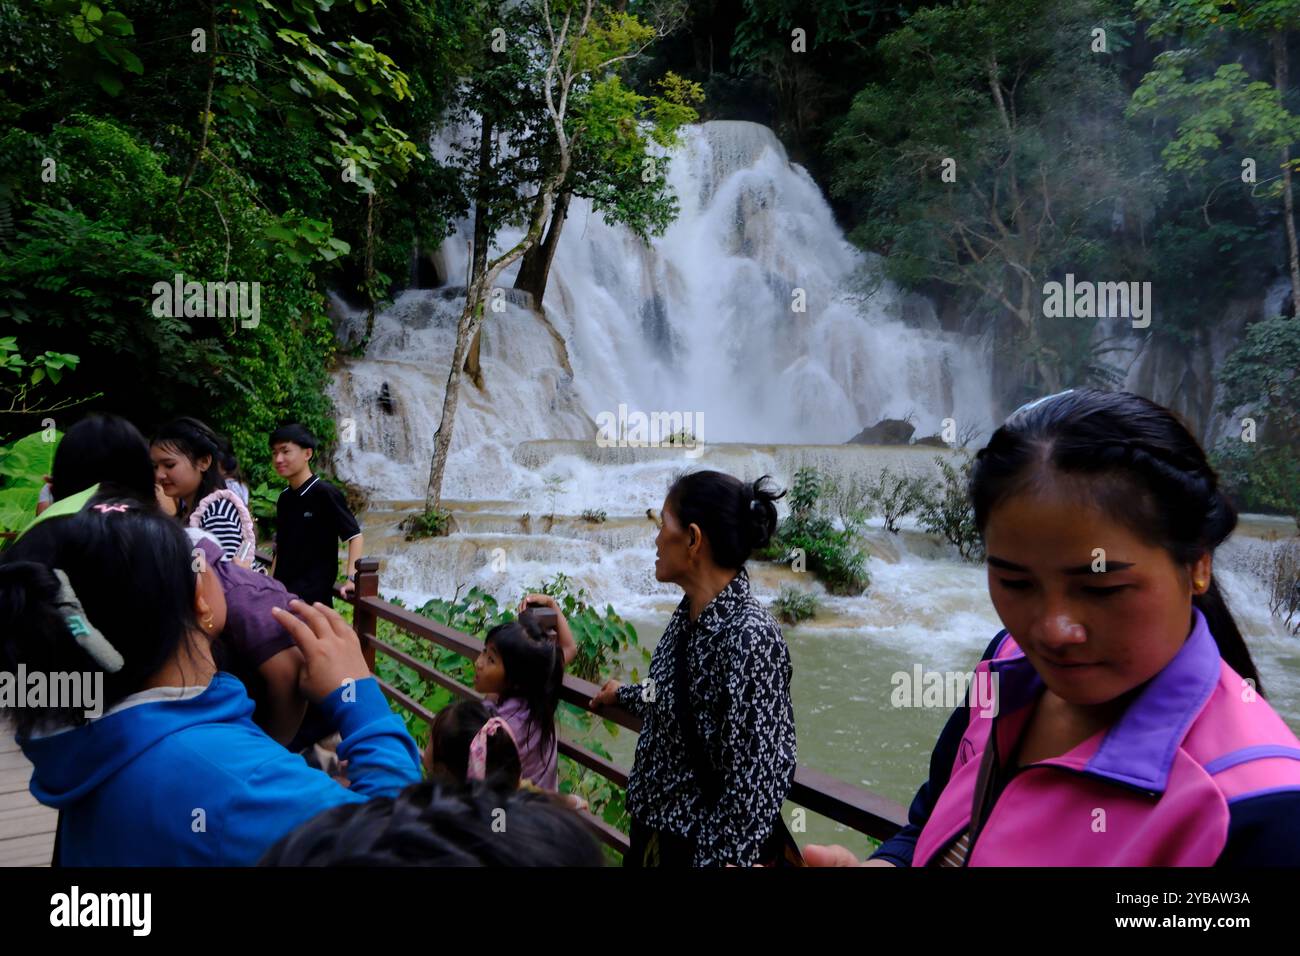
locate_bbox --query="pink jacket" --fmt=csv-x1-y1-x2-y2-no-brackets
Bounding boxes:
879,609,1300,866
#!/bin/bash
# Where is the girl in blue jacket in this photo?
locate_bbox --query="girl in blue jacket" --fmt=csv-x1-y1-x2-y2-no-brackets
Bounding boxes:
0,495,422,866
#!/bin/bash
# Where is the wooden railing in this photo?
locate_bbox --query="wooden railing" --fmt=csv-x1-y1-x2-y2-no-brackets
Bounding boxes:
337,555,908,858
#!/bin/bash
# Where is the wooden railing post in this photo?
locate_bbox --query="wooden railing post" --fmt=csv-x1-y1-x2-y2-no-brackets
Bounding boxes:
353,556,380,674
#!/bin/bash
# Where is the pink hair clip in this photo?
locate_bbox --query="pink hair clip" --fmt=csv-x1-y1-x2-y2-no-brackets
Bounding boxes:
92,503,130,514
467,716,518,782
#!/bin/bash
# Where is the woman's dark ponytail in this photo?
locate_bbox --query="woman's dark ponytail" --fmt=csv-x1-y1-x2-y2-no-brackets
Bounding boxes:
1195,580,1259,692
970,388,1262,694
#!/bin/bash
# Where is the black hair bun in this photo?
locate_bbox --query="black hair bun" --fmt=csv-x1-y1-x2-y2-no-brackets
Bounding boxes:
747,475,783,551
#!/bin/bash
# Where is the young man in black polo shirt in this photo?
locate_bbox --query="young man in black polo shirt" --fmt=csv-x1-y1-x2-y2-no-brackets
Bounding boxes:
268,424,364,606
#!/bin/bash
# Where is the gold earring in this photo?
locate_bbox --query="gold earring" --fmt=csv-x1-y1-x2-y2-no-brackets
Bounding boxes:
202,613,215,631
1193,579,1207,592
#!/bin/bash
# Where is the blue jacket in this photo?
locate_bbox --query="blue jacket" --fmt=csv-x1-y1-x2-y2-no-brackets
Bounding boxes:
21,673,422,865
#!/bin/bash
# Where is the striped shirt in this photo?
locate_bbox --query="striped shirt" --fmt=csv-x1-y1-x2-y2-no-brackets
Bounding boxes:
938,830,972,866
197,496,246,561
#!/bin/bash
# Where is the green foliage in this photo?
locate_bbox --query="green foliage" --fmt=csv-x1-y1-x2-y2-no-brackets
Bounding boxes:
0,337,89,417
415,585,513,642
558,749,630,835
0,428,61,532
0,108,338,487
1214,440,1300,524
865,468,929,535
916,456,984,561
771,584,819,625
1128,57,1300,192
1218,314,1300,442
765,466,871,594
1212,313,1300,523
827,0,1160,393
523,572,643,683
580,508,607,523
404,506,453,540
0,0,471,453
247,481,281,541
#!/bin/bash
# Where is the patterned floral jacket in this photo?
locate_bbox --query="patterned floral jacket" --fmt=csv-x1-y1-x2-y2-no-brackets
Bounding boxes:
616,566,797,866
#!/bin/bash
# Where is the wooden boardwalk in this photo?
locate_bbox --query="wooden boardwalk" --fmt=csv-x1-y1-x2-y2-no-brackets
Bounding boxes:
0,732,56,866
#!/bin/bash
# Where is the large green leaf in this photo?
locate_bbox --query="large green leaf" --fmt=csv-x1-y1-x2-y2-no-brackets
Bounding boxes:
0,487,39,533
0,430,62,487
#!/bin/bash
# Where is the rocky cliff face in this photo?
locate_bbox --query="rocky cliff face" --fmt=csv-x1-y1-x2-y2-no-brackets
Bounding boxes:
922,279,1289,446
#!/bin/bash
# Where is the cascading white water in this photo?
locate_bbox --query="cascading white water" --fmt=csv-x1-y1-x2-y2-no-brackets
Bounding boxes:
331,120,996,501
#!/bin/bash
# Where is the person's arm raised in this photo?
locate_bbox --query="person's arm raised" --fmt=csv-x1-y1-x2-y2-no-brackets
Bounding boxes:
519,593,578,668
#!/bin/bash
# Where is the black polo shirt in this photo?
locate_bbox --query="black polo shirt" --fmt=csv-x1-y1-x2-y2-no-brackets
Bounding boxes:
273,474,361,606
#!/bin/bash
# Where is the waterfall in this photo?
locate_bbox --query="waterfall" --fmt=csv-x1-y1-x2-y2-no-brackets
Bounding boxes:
330,120,997,506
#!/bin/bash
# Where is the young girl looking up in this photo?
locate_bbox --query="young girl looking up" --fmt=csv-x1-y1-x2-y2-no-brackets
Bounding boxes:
472,597,577,791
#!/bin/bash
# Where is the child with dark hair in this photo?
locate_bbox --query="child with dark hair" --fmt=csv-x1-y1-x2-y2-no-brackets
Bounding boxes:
268,423,363,604
474,600,578,791
258,779,605,867
152,417,254,562
807,388,1300,868
29,413,160,529
425,699,523,791
0,497,421,865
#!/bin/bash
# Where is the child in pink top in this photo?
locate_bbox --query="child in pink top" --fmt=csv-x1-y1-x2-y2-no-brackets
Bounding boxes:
472,596,577,791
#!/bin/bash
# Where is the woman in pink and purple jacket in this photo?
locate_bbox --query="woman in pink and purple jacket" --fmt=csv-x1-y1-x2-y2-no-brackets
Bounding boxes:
809,389,1300,867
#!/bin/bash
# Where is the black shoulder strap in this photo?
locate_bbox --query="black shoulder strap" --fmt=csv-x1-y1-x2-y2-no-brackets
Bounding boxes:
672,626,722,806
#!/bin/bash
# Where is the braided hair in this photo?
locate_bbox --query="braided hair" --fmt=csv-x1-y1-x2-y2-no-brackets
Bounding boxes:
969,388,1261,693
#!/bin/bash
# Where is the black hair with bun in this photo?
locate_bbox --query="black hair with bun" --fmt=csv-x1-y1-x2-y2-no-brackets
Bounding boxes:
664,471,786,570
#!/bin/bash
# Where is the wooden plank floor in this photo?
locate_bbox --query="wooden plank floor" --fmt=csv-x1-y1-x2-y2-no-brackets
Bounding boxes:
0,732,56,866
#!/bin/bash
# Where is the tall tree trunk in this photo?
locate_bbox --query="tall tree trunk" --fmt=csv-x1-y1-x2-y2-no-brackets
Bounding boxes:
469,115,494,291
1273,32,1300,314
513,188,571,308
425,294,483,513
363,192,376,345
462,116,495,388
426,174,567,513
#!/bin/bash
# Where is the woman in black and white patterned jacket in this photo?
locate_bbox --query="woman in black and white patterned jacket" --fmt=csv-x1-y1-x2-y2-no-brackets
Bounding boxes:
592,471,797,867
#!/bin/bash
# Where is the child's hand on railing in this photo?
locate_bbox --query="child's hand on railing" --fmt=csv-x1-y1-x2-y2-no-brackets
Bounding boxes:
590,678,622,709
271,600,372,703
